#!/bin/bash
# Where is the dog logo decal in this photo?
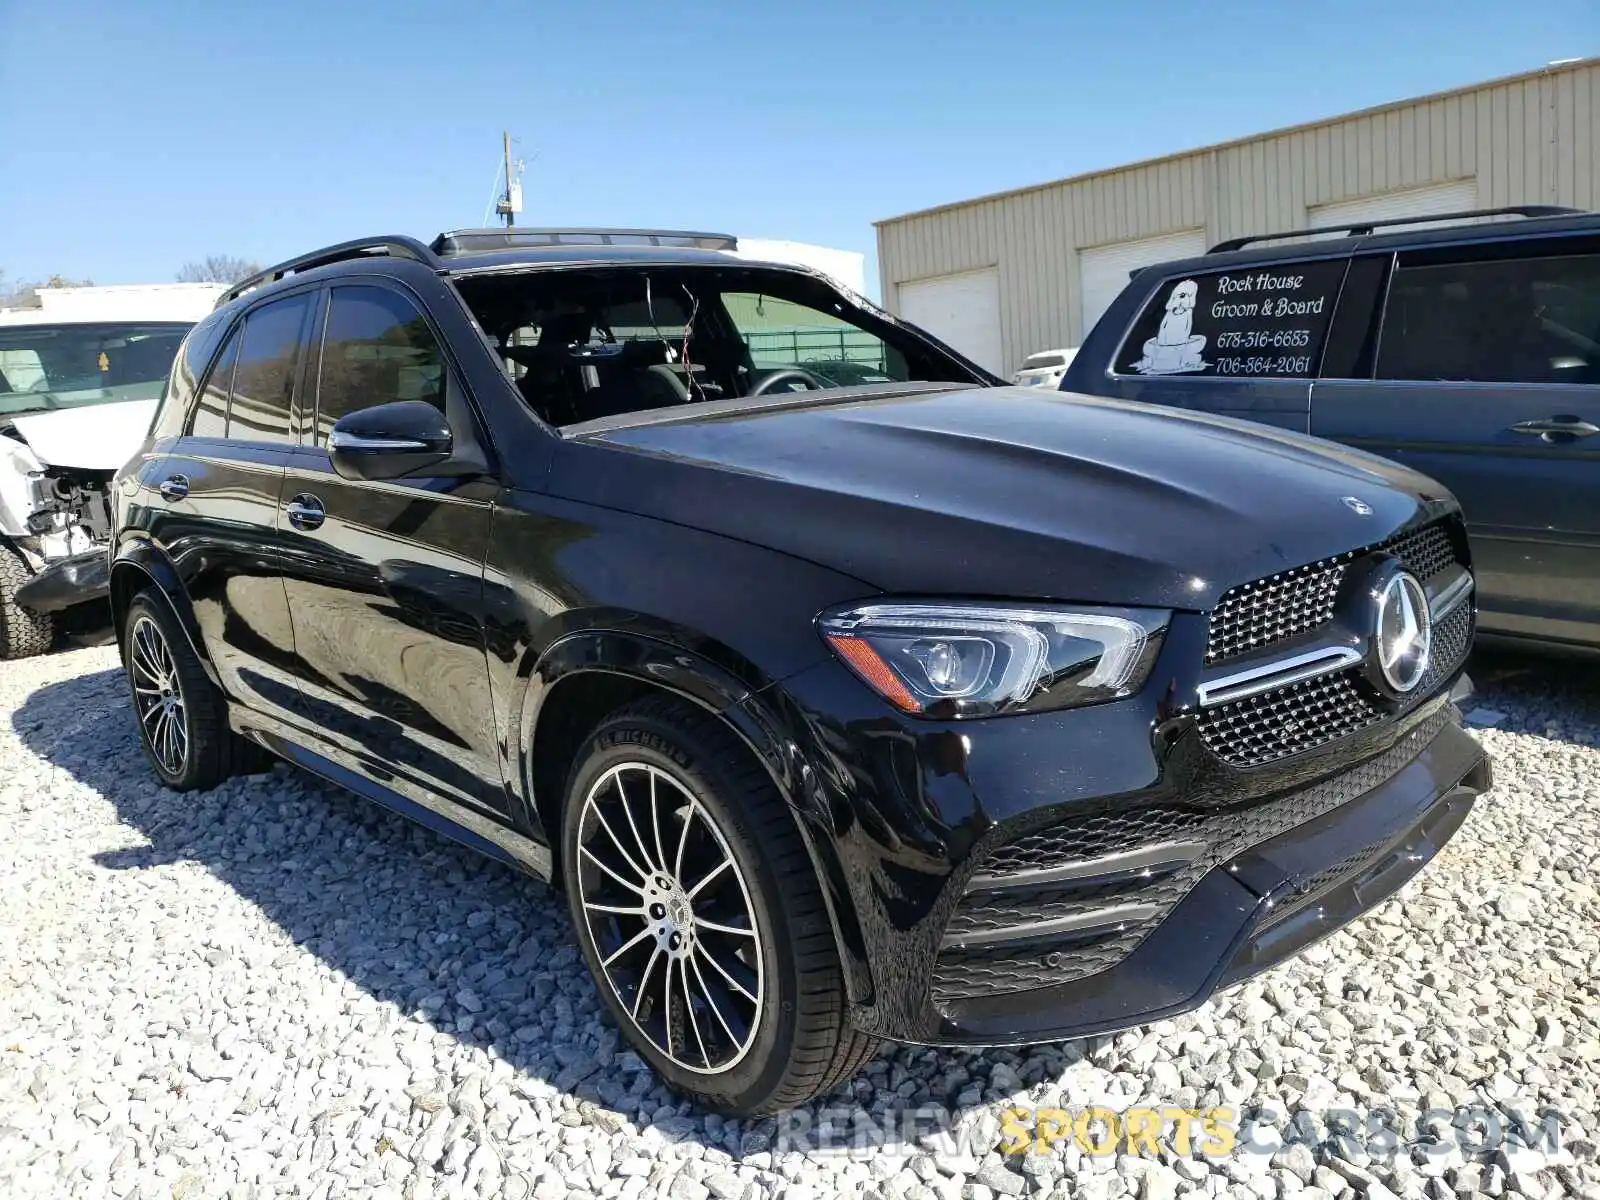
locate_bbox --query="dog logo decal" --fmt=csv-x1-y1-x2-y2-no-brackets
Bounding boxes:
1132,279,1208,375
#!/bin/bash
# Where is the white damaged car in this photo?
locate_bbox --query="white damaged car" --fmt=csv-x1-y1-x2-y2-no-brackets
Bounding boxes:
0,318,193,657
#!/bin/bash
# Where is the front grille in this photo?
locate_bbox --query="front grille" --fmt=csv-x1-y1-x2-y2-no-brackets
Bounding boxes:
1205,520,1461,666
1199,601,1471,768
1199,671,1383,768
931,709,1450,1003
1388,523,1457,583
1205,561,1345,665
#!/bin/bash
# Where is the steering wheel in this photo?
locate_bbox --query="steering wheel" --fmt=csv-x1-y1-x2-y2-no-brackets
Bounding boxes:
749,368,828,397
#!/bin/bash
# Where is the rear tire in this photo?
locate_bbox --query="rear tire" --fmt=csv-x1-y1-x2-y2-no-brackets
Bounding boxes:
121,588,261,790
561,694,879,1115
0,544,54,660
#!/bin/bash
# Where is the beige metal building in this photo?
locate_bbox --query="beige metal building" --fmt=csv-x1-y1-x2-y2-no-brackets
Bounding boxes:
876,57,1600,377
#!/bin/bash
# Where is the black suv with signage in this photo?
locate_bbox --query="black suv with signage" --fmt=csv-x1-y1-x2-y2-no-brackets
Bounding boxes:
1062,205,1600,656
111,227,1490,1115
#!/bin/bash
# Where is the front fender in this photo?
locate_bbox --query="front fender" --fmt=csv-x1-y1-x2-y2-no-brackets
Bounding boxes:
516,628,875,1007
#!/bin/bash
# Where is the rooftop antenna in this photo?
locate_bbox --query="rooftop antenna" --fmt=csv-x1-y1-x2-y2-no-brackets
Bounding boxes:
494,131,525,229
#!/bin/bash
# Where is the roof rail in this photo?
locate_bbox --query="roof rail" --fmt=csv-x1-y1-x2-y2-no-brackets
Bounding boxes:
431,227,738,255
1206,205,1588,254
217,235,443,308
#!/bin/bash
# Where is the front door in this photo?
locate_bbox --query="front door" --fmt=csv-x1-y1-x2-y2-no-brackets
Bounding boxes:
277,281,506,817
1312,239,1600,648
150,289,315,724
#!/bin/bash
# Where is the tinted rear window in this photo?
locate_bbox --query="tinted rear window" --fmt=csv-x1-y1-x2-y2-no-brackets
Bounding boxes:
228,293,310,444
1115,260,1348,379
190,327,238,438
1023,354,1066,369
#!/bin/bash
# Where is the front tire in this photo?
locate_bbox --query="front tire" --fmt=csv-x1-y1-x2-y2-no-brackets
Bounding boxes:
561,694,879,1115
121,589,259,790
0,544,54,660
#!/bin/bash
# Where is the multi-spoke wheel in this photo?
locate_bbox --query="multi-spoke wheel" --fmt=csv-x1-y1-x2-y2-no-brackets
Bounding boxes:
561,694,881,1115
120,588,264,790
128,615,189,776
577,762,765,1074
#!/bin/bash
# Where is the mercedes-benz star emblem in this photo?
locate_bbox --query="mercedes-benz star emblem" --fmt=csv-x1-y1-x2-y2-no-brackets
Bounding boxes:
1374,571,1432,694
1342,496,1374,516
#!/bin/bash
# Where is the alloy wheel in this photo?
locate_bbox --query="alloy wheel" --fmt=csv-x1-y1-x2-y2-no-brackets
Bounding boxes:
128,615,188,776
575,762,765,1074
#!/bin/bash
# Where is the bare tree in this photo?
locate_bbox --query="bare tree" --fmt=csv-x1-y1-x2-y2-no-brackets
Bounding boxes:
176,255,261,284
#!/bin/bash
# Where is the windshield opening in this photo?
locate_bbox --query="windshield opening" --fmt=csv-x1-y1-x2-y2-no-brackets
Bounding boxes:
0,321,191,418
453,266,982,427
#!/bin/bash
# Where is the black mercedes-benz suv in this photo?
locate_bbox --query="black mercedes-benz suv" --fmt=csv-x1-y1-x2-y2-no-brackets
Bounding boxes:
111,227,1491,1115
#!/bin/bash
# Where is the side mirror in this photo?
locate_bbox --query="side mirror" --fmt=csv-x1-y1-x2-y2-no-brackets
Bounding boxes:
328,401,453,481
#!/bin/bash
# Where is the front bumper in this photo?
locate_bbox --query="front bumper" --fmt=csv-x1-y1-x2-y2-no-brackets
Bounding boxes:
928,714,1488,1044
758,612,1489,1047
13,548,110,615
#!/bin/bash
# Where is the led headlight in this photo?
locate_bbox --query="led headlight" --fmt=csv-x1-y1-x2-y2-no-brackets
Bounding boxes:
818,602,1167,718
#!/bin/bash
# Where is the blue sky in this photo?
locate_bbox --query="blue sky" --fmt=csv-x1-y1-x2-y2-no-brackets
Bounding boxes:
1,0,1594,296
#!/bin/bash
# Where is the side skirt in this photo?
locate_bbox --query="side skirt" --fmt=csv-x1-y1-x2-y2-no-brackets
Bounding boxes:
230,709,553,880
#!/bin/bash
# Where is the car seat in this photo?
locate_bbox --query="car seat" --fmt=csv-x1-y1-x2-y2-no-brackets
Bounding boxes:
575,340,690,420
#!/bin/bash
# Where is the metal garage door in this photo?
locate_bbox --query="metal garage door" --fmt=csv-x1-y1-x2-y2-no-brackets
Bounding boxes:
1078,230,1207,342
1309,180,1479,232
897,268,1003,375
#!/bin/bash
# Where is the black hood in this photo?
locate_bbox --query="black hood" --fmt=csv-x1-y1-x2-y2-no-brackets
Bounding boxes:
554,387,1456,610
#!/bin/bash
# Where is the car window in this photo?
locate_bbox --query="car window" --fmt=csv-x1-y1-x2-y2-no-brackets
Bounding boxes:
1376,250,1600,385
163,312,229,432
314,285,445,446
227,293,310,444
1023,353,1066,370
190,325,240,438
0,322,191,417
721,292,907,385
1114,259,1348,379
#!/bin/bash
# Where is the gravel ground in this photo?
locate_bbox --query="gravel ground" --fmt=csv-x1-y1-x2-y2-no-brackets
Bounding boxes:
0,646,1596,1200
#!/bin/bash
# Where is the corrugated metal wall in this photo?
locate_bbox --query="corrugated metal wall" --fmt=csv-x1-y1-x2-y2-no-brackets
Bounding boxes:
877,60,1599,374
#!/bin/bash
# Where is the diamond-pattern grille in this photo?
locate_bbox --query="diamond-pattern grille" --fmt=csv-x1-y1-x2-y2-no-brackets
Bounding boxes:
1205,520,1462,666
1200,601,1472,768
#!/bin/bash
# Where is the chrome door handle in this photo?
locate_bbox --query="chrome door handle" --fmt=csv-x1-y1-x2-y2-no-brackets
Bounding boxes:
1509,416,1600,441
284,494,325,531
158,475,189,501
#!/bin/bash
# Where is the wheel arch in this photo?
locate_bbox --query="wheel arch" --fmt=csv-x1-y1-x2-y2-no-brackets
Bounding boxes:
109,546,217,686
519,629,874,1007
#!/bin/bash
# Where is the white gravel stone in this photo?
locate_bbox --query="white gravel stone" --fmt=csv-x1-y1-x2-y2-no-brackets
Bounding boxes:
0,646,1597,1200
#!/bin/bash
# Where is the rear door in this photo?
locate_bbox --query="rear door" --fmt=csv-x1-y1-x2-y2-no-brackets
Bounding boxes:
1311,236,1600,648
277,280,506,817
1080,257,1350,432
147,289,315,723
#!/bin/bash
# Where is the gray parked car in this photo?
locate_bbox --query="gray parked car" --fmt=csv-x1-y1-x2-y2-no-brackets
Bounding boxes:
1061,206,1600,657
